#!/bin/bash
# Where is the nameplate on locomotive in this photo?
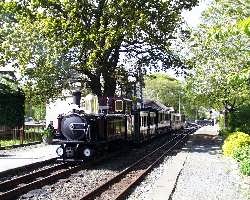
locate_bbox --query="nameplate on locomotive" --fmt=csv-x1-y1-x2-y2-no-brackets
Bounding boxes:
69,123,87,130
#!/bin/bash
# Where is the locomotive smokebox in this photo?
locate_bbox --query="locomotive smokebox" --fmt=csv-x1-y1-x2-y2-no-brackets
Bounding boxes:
72,90,81,106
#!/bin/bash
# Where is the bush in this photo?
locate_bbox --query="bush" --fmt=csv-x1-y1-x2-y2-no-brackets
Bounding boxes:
233,145,250,162
233,145,250,176
240,158,250,176
0,84,25,127
222,132,250,156
218,115,225,130
228,103,250,133
41,128,53,138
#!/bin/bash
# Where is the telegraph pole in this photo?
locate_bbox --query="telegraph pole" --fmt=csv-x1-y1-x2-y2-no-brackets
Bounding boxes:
178,94,181,114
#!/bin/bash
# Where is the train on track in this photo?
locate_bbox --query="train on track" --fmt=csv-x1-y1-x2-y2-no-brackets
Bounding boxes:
53,91,185,161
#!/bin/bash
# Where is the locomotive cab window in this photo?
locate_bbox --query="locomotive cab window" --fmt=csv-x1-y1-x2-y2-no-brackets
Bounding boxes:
115,100,123,112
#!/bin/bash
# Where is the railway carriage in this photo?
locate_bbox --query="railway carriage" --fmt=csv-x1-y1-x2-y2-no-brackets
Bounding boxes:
53,92,185,161
171,113,185,130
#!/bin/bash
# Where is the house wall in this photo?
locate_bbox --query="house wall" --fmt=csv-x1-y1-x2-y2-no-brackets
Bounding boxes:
46,96,73,129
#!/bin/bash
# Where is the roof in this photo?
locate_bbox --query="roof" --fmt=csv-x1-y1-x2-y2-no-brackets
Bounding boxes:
143,99,174,111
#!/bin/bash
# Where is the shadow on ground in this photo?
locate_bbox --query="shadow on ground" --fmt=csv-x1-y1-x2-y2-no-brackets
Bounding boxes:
182,134,223,155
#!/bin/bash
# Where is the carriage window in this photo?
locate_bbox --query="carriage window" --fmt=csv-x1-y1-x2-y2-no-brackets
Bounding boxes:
151,116,155,125
140,117,143,127
144,117,148,127
166,114,170,120
115,100,123,112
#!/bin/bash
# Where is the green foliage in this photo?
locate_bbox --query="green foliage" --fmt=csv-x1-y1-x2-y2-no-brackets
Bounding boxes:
143,73,182,109
0,82,25,127
218,115,225,130
222,131,250,176
0,0,199,98
41,128,53,138
233,145,250,176
239,157,250,176
25,101,46,121
222,132,250,157
228,103,250,133
237,17,250,37
233,145,250,162
0,139,27,147
219,128,231,139
185,0,250,129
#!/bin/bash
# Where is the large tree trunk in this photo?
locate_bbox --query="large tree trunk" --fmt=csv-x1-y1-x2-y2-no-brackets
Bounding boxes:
85,69,117,97
87,74,102,96
104,77,116,96
83,42,121,97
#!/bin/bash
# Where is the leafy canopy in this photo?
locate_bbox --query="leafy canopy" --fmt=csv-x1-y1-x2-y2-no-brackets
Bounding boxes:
143,73,182,110
0,0,198,101
185,0,250,113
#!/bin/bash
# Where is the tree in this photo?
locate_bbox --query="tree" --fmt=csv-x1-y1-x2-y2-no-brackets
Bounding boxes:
185,0,250,127
0,0,198,100
143,73,182,110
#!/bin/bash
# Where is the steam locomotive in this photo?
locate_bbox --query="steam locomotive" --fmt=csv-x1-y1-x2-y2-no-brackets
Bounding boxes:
54,91,185,161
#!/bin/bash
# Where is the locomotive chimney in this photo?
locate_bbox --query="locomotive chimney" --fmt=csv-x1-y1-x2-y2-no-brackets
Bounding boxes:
72,90,81,107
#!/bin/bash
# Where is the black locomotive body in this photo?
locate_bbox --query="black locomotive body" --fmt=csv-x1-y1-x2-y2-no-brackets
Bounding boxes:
55,92,184,161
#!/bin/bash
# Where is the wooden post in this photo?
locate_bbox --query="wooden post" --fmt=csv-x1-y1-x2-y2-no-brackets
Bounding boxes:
19,125,24,145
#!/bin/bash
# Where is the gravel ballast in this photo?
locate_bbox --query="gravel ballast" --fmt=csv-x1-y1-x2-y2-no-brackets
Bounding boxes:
127,126,249,200
9,126,249,200
17,134,175,199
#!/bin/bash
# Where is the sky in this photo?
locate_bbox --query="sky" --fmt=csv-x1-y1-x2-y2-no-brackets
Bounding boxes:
182,0,211,28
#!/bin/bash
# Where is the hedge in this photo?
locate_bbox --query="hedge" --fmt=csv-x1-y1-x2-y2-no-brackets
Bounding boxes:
222,131,250,175
0,83,25,127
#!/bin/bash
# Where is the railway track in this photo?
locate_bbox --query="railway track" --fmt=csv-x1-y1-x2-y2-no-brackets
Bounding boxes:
0,129,193,200
0,147,131,200
0,162,82,200
0,157,57,179
80,129,191,200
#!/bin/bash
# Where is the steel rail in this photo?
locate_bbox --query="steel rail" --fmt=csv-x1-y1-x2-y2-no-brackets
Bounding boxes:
0,157,57,178
80,129,192,200
0,146,131,200
0,163,67,191
0,162,79,200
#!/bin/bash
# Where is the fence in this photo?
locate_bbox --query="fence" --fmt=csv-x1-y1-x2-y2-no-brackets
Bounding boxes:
0,124,45,148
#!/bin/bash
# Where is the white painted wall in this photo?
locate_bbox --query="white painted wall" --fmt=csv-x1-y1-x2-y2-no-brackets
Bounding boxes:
46,96,73,129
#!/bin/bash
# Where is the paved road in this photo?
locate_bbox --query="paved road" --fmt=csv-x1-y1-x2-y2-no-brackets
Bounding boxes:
0,144,59,173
